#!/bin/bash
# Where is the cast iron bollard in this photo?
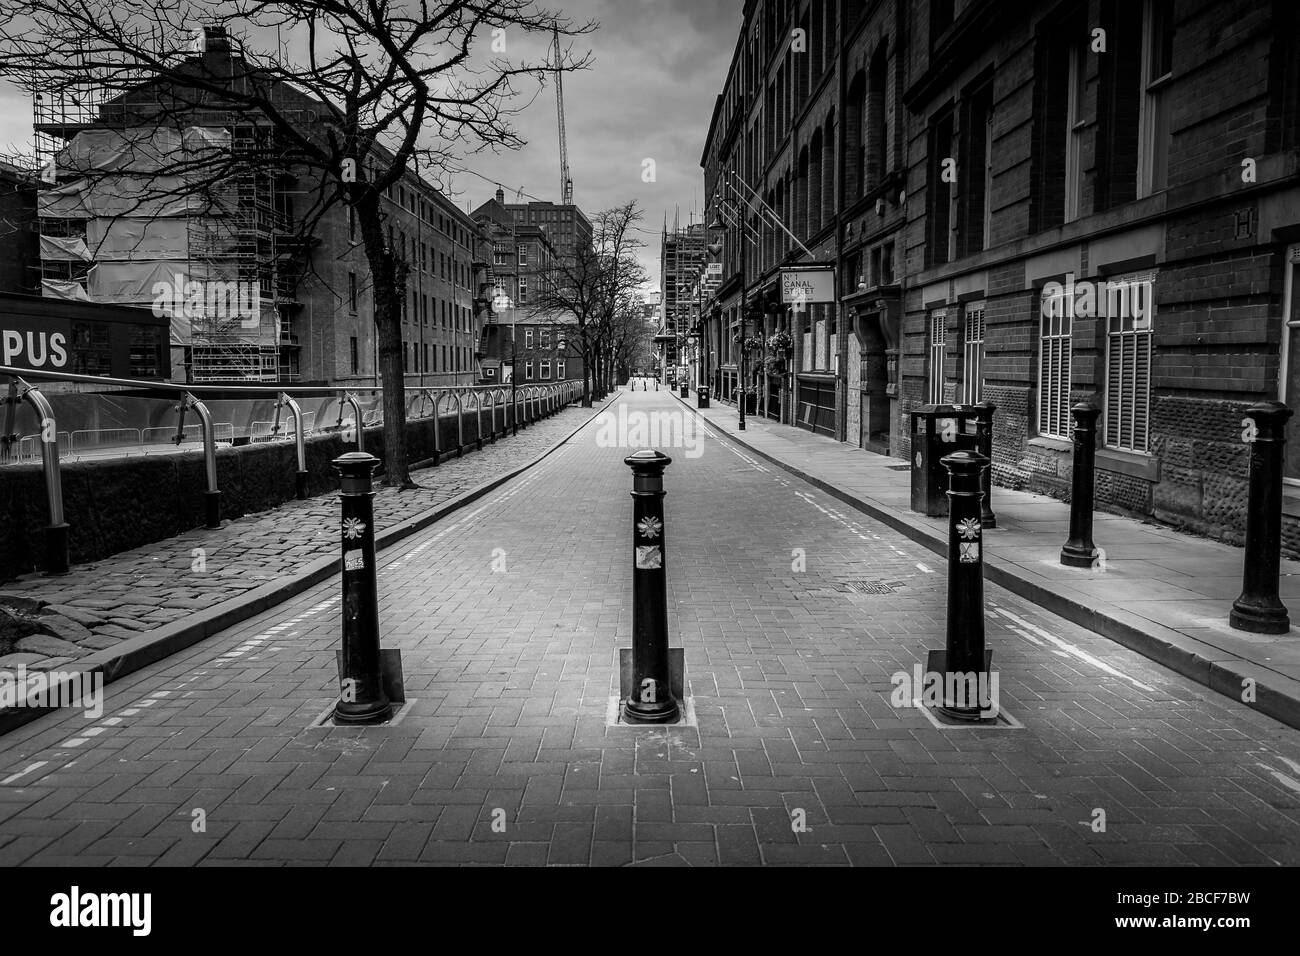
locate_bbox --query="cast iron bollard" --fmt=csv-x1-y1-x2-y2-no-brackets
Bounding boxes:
622,449,680,724
332,452,393,725
1060,403,1102,568
939,450,991,721
1231,400,1294,633
974,402,997,527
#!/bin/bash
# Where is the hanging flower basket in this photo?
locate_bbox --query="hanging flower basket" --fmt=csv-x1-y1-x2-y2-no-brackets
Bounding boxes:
735,335,764,354
767,330,792,353
762,354,786,376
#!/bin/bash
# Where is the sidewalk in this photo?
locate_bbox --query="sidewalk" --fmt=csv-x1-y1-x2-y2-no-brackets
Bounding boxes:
0,398,611,733
674,389,1300,731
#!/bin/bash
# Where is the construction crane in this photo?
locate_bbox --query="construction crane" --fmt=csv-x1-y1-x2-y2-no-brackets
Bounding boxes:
553,27,572,205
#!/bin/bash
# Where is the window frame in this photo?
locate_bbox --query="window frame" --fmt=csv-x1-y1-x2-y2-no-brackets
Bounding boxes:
1037,284,1074,440
962,302,986,406
928,309,948,405
1102,271,1156,453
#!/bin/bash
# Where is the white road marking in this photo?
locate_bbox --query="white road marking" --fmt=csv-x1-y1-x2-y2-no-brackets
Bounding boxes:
1256,763,1300,795
1,761,48,785
992,606,1157,692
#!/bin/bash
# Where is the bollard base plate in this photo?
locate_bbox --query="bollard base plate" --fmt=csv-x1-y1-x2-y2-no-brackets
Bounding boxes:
336,649,406,703
1229,602,1292,634
916,649,1021,729
309,698,414,729
1060,543,1100,568
607,695,697,728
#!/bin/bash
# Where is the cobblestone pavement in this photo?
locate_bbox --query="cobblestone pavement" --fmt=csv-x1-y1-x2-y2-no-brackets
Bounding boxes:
2,389,1299,866
0,404,601,671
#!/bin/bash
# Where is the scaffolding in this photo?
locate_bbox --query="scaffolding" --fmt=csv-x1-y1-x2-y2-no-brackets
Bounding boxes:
31,32,310,383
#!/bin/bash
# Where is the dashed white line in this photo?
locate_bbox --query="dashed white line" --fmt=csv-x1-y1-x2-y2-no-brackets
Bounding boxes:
1,761,47,785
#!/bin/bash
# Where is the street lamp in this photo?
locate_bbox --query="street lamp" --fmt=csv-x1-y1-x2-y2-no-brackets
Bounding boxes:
708,206,747,431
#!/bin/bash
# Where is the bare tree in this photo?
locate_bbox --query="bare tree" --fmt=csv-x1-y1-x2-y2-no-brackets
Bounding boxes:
529,200,644,406
0,0,593,486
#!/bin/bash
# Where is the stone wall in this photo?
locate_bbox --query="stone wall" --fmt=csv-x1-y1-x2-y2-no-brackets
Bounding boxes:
0,401,541,580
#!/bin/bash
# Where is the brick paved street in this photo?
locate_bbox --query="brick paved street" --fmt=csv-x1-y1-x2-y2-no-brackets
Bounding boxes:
0,403,601,671
2,389,1299,866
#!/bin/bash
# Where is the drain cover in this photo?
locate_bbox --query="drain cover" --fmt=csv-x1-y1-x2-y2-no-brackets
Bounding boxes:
841,580,898,594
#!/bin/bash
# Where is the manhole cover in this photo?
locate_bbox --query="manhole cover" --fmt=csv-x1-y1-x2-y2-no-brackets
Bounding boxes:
841,580,897,594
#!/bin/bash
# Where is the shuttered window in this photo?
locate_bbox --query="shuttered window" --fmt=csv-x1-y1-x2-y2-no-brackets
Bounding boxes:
962,303,986,405
1038,286,1073,439
928,309,947,405
1104,272,1155,452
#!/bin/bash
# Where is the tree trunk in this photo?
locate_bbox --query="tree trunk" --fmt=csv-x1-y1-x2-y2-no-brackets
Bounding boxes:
580,329,592,407
356,193,413,487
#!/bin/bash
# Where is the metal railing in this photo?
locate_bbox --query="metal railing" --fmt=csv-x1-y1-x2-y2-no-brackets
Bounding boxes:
1,365,584,575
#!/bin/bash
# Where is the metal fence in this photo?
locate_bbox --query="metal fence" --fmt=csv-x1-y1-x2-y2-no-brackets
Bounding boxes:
0,366,584,574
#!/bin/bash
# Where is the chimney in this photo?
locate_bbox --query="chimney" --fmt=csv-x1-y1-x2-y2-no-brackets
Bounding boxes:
495,186,505,203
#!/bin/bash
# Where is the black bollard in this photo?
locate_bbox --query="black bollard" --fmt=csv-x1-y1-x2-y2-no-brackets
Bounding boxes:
1060,403,1102,568
937,450,992,721
974,402,997,527
331,452,393,725
622,449,680,724
1231,400,1294,633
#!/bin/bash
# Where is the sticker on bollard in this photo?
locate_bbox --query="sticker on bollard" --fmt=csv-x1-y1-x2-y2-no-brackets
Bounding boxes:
620,449,681,724
331,452,394,725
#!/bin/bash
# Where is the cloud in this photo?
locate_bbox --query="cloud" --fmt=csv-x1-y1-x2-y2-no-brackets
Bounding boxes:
0,0,739,292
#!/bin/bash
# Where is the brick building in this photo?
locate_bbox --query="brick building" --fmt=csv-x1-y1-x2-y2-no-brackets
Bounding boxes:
0,162,37,295
470,188,585,387
703,0,1300,550
27,26,483,387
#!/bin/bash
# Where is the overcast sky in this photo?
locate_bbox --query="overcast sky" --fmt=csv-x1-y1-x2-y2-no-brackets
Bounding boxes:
0,0,740,294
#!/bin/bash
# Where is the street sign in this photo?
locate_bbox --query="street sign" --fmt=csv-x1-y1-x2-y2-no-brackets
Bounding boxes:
780,266,835,305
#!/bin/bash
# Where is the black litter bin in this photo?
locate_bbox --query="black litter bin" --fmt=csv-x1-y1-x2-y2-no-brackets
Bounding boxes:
910,404,982,516
697,387,710,409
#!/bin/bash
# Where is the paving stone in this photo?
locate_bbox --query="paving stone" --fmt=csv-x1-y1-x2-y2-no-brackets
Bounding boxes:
1,390,1299,869
0,652,49,667
14,634,87,658
34,614,94,643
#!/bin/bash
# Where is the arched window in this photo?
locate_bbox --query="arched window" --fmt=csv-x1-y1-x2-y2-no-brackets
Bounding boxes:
796,146,810,244
867,44,888,190
844,73,866,200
